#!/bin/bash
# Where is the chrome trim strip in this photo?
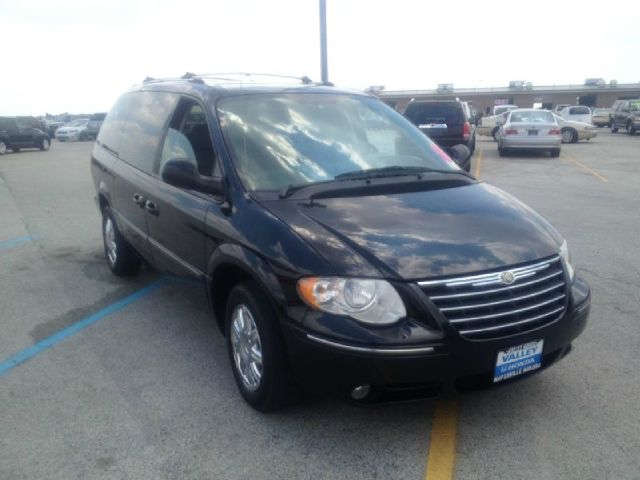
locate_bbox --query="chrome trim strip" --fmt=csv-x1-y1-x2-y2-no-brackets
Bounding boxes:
458,306,565,334
428,270,563,300
417,256,560,288
449,294,566,324
306,334,435,355
440,282,565,312
148,236,204,278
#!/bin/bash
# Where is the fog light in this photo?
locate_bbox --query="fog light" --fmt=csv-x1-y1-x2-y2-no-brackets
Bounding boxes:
351,385,371,400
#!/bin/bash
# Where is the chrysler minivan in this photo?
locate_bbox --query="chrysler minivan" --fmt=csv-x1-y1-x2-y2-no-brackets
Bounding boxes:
91,74,590,411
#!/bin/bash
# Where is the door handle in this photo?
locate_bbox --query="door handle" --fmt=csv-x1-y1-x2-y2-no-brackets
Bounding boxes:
132,193,145,207
145,200,159,215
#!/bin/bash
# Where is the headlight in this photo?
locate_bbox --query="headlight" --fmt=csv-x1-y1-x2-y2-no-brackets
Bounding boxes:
297,277,406,325
559,240,575,282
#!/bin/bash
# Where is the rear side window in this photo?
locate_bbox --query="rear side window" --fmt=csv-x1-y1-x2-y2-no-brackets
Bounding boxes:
0,118,16,131
118,91,180,174
404,103,464,126
569,106,590,115
97,94,131,153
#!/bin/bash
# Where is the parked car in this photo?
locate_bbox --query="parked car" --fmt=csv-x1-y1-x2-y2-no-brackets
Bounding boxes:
497,109,562,157
552,113,598,143
559,106,592,125
0,116,51,154
591,108,611,127
403,100,475,165
554,104,571,115
477,105,518,140
609,100,625,126
610,99,640,135
92,78,589,411
55,119,89,142
84,113,107,140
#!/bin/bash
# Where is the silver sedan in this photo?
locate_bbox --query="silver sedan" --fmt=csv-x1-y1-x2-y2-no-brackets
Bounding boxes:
498,109,562,157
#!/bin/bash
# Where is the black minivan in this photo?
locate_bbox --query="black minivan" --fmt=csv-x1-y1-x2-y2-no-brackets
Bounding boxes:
92,75,590,411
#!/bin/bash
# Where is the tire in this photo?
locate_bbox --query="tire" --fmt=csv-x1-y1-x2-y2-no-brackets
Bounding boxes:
0,140,7,155
561,128,577,144
492,127,500,141
610,123,618,133
551,149,561,158
225,281,295,411
102,206,141,276
40,138,50,151
626,122,636,135
498,144,506,157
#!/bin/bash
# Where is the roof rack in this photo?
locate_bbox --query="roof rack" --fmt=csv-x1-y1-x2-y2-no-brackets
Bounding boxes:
142,72,317,86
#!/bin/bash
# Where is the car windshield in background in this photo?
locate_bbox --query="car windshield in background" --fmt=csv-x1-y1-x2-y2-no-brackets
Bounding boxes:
217,94,457,191
510,111,555,123
630,101,640,111
67,119,87,127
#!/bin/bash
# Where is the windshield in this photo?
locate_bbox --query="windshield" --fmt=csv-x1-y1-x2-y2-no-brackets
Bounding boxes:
509,111,555,123
67,119,88,127
217,93,457,191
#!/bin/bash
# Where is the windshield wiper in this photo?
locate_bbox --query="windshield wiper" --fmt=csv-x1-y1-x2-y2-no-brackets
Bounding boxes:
279,179,337,199
334,165,469,181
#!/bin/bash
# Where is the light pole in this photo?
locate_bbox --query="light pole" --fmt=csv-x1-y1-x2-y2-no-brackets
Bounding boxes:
319,0,328,84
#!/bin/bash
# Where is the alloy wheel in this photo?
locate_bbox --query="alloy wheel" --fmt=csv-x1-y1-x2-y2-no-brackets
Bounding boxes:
230,304,263,392
104,217,117,265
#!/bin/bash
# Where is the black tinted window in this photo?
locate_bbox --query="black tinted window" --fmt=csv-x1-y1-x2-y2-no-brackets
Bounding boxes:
97,94,131,153
118,91,179,174
569,106,590,115
404,103,464,125
0,118,16,131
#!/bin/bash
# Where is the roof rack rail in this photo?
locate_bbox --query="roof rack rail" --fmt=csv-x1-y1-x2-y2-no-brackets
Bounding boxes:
142,72,317,86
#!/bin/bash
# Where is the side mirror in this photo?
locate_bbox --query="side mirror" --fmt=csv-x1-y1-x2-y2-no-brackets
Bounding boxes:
448,144,471,170
162,159,225,196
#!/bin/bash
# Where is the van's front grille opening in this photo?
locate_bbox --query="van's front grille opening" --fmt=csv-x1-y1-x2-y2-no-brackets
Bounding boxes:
418,256,567,340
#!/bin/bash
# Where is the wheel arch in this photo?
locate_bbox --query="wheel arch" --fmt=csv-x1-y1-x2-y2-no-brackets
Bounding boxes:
207,244,288,335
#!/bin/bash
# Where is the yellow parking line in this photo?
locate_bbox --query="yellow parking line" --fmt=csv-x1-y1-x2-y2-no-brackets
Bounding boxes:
474,147,483,179
424,399,459,480
561,152,608,183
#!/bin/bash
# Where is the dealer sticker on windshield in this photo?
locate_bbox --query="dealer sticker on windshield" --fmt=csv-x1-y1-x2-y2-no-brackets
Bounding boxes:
493,340,543,383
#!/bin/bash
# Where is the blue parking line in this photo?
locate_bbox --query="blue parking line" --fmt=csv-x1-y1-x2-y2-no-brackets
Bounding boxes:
0,235,34,252
0,277,170,377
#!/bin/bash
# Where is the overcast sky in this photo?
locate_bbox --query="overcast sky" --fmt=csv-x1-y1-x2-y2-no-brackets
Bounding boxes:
1,0,638,115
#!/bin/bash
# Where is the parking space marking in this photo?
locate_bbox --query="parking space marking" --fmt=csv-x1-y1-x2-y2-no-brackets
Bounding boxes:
0,235,33,252
424,399,459,480
474,148,483,179
562,152,608,183
0,277,169,377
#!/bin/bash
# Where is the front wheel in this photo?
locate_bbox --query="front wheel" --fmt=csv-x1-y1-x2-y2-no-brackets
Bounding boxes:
40,138,50,151
225,281,295,411
627,122,636,135
0,140,7,155
561,128,577,144
102,207,141,276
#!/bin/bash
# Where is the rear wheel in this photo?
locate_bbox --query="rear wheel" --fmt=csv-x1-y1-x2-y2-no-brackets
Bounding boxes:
492,127,500,141
225,281,295,411
498,144,507,157
40,138,50,151
610,122,618,133
550,149,561,158
0,140,7,155
561,128,577,144
102,206,141,276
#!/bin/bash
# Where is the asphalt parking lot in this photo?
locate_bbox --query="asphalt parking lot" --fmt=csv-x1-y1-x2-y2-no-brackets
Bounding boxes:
1,131,639,480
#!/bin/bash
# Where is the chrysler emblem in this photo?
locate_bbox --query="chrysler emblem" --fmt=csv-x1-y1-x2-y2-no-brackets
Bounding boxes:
500,271,516,285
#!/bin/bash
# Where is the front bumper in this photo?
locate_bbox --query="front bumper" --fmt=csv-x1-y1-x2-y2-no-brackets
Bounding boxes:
281,276,590,397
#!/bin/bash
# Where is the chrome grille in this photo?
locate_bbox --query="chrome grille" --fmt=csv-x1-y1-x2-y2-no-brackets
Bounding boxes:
418,256,567,339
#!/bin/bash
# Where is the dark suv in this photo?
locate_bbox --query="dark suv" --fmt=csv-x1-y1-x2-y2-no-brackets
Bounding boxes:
403,100,475,170
92,76,590,411
610,99,640,134
0,116,51,154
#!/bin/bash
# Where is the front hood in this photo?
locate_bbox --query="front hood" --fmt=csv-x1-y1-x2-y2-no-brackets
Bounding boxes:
262,183,563,280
